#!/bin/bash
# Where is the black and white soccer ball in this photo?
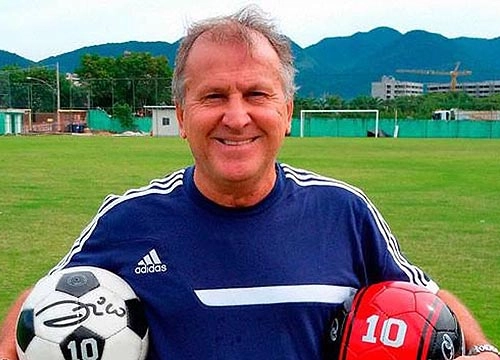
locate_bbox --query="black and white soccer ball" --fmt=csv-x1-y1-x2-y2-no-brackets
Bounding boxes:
16,266,149,360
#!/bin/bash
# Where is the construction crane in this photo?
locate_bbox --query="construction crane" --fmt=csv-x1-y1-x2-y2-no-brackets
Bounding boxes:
396,62,472,91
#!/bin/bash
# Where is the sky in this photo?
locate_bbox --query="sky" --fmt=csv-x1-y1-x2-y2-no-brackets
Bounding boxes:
2,0,500,62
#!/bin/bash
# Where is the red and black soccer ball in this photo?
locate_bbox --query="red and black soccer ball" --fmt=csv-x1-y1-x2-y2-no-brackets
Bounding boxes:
330,281,464,360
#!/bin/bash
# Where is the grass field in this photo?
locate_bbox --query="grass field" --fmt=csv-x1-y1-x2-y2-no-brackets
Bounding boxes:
0,135,499,345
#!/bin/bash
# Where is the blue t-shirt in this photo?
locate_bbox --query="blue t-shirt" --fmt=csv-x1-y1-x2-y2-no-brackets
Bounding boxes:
51,163,437,359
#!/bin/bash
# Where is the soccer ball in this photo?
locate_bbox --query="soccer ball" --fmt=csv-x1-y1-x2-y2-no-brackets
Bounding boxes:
330,281,464,360
16,266,149,360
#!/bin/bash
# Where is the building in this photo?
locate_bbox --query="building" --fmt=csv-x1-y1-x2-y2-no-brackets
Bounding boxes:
371,76,424,100
373,75,500,99
427,80,500,97
0,109,27,135
144,105,179,136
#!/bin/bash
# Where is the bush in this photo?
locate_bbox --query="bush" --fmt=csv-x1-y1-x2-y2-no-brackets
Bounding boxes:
113,103,135,130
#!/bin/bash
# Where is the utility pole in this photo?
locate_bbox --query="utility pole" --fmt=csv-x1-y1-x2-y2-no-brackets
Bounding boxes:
56,62,61,131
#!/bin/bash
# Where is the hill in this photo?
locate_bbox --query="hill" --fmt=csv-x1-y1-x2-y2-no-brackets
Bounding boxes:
2,27,500,99
0,50,34,69
295,27,500,98
38,40,180,73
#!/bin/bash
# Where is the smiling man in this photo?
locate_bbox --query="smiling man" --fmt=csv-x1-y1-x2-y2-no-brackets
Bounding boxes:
1,5,498,360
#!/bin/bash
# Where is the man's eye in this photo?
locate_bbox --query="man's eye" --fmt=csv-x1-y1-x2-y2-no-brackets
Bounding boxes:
248,91,267,98
205,93,224,100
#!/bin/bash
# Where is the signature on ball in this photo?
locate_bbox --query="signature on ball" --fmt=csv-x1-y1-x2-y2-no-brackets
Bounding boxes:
36,297,127,328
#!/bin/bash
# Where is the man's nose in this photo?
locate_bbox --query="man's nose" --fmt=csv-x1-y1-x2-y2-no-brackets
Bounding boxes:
221,96,251,129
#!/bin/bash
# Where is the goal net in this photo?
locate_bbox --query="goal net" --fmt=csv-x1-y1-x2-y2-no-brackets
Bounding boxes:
299,109,380,138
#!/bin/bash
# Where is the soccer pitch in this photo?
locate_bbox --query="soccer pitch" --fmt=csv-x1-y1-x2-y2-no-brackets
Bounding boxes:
0,136,498,345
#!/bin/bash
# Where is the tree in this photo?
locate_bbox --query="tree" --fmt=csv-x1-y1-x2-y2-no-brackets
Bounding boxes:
76,52,173,114
348,96,382,110
323,95,345,110
113,102,135,130
0,65,60,112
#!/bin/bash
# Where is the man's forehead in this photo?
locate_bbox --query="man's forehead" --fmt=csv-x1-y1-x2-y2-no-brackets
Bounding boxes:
192,27,274,56
196,23,257,44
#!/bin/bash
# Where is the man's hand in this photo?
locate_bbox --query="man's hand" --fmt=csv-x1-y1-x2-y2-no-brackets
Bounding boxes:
456,354,500,360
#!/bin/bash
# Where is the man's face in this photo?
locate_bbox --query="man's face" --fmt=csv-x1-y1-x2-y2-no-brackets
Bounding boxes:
176,32,293,201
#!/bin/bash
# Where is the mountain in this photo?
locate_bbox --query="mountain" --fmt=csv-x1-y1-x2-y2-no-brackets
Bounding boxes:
2,27,500,99
294,27,500,98
38,40,180,73
295,27,404,97
0,50,34,69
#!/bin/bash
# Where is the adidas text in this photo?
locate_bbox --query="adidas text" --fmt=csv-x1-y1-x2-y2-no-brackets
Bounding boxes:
135,264,167,274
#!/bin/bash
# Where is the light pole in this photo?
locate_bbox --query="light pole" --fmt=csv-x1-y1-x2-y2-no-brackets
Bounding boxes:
26,62,61,131
56,62,61,131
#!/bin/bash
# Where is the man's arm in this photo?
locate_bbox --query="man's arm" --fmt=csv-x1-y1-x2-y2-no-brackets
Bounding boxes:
0,289,31,360
438,289,499,359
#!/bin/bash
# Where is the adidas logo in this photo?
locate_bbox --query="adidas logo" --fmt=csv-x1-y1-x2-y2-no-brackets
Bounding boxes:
134,249,167,274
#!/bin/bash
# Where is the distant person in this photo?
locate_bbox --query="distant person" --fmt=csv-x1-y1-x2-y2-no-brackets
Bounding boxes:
0,5,498,360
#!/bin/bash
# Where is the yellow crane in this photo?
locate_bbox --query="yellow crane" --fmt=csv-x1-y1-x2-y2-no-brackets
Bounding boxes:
396,62,472,91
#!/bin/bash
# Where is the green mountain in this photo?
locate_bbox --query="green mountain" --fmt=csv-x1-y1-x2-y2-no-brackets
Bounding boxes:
0,50,34,68
295,27,500,98
2,27,500,99
38,40,180,72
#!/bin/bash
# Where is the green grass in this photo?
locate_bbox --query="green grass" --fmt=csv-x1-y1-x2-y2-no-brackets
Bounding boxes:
1,135,499,345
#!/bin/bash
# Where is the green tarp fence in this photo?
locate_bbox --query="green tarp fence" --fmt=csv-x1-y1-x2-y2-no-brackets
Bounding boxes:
87,109,152,133
290,118,500,138
70,111,500,138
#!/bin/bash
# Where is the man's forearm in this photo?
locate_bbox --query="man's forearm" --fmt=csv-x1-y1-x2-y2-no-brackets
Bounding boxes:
438,289,498,359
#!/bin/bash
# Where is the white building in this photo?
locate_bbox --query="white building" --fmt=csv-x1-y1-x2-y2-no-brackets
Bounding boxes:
427,80,500,97
144,106,179,136
371,76,424,100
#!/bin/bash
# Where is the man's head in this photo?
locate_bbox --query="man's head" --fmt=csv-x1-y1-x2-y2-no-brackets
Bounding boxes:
172,6,295,207
172,5,296,105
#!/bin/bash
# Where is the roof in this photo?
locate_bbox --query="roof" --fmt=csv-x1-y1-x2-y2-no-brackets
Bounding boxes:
143,105,176,109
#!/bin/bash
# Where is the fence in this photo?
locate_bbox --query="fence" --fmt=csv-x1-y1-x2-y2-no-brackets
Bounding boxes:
87,109,152,133
290,118,500,138
5,111,500,138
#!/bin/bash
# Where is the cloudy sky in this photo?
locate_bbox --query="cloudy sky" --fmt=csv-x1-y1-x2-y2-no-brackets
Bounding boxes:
2,0,499,61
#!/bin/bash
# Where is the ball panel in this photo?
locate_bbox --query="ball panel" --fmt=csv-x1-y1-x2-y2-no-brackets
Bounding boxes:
369,285,417,316
138,332,150,360
77,287,129,338
56,270,100,297
60,326,105,360
86,267,137,301
434,303,461,332
32,292,88,344
427,307,465,360
56,267,135,300
16,309,35,352
21,274,64,309
125,298,149,339
19,336,66,360
414,290,443,318
100,327,147,360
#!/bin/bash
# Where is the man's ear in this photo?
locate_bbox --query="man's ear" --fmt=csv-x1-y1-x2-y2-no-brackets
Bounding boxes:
285,99,294,136
175,102,187,139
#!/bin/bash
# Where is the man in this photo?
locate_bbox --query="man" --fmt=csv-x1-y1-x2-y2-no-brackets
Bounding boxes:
1,6,498,360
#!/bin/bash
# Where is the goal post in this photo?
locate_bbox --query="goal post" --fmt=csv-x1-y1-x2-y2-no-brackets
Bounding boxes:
299,109,380,138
